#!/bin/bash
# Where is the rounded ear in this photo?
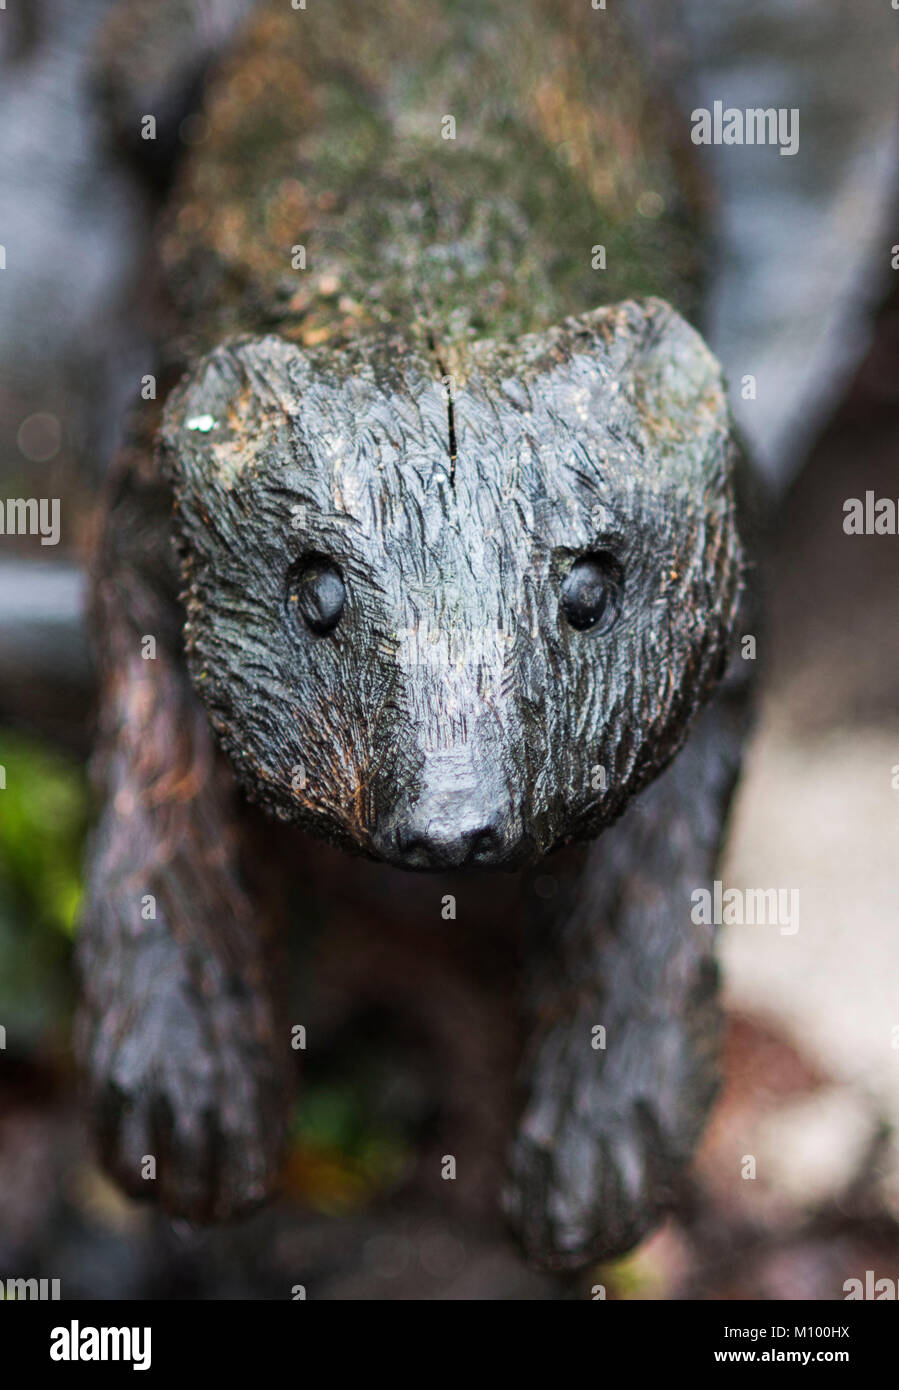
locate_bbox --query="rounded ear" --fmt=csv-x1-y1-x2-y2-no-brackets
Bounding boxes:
458,296,733,494
603,297,733,493
159,336,297,490
160,332,452,527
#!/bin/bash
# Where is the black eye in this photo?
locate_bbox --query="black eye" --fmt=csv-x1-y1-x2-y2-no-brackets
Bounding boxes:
286,558,346,636
560,552,621,633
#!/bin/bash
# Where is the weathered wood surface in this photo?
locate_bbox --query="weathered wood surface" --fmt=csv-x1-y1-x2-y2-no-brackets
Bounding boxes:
77,0,756,1270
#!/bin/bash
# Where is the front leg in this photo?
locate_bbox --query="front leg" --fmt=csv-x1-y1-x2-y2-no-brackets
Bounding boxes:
75,463,291,1221
505,678,750,1270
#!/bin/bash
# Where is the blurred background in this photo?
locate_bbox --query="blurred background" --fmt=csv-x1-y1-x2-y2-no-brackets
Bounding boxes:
0,0,898,1299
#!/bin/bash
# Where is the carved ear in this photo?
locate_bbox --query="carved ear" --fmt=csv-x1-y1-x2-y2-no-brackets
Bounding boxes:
455,297,734,498
160,333,452,544
159,337,296,494
598,298,735,498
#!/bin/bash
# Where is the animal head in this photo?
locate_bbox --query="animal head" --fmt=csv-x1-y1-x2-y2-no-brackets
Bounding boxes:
160,299,744,870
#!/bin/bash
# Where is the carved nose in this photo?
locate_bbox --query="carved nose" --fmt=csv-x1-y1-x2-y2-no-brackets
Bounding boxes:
374,746,527,870
394,809,506,869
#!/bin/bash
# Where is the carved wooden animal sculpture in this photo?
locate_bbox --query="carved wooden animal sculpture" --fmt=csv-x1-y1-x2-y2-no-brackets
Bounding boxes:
78,0,757,1271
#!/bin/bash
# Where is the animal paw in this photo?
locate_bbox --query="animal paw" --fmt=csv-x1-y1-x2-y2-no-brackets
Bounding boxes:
77,920,287,1223
502,1014,718,1270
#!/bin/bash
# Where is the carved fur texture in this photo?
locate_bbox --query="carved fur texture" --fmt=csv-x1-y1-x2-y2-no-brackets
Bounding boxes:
77,0,757,1272
160,301,744,865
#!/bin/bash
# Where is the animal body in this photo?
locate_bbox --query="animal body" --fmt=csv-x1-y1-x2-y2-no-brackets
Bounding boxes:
78,0,757,1272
